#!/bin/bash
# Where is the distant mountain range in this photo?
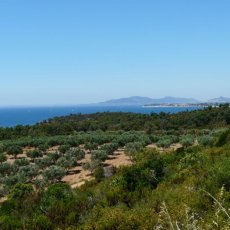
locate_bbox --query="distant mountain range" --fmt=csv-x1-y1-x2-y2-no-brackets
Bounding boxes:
98,96,230,106
208,96,230,103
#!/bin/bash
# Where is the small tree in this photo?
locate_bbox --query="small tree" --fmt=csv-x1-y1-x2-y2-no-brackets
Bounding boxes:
14,158,30,167
180,135,195,148
91,150,108,162
57,157,77,170
0,153,7,163
26,150,43,162
35,156,53,170
94,166,104,182
38,144,49,153
0,162,18,176
7,145,23,159
19,165,39,182
58,145,71,155
9,183,34,200
43,166,66,184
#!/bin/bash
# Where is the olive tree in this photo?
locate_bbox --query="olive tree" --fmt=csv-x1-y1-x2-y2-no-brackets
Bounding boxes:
0,153,7,163
7,145,23,159
43,166,66,184
27,150,43,162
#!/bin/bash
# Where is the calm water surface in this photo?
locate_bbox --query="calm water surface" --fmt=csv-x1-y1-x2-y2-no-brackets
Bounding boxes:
0,106,203,127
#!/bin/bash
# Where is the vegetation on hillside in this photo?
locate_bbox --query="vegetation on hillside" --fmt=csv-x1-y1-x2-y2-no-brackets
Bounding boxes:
0,106,229,229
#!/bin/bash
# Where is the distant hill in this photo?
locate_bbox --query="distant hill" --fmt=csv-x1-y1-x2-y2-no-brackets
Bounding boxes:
99,96,199,106
100,96,154,106
148,96,199,104
208,97,230,103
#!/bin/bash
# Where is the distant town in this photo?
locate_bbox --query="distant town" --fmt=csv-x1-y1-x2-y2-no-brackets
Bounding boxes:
143,102,229,108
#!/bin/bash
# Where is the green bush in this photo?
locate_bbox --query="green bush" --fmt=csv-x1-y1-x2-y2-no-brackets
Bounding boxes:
94,166,104,182
9,183,34,200
91,150,108,162
6,145,23,159
43,166,66,184
180,135,195,148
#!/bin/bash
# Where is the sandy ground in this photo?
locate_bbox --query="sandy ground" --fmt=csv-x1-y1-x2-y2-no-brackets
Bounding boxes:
62,148,132,188
146,143,183,152
61,152,94,188
0,197,7,203
104,148,132,168
62,165,93,188
47,146,59,153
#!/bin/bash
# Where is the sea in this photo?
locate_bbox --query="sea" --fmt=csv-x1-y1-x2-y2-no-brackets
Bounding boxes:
0,106,203,127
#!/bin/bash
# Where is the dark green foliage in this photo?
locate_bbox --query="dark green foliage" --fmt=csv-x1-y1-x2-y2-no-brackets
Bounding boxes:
32,215,53,230
38,143,49,152
35,156,53,169
100,143,118,155
57,156,77,170
9,183,34,200
216,129,230,146
180,135,195,148
26,150,43,161
0,106,229,141
85,142,98,150
43,166,66,184
58,144,71,154
18,164,39,181
66,148,85,160
91,150,108,162
0,108,230,229
0,162,18,176
6,145,22,158
198,135,215,146
125,142,144,156
0,153,7,163
94,166,104,182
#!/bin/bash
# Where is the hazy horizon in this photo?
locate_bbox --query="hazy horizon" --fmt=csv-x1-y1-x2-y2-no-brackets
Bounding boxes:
1,0,230,106
0,95,229,108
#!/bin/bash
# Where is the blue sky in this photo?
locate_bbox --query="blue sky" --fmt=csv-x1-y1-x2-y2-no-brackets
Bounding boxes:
0,0,230,106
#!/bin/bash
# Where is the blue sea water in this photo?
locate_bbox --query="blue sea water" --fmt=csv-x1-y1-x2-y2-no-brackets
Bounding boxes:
0,106,202,127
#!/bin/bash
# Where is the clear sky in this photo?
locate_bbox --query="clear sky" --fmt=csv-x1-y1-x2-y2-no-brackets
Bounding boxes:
0,0,230,106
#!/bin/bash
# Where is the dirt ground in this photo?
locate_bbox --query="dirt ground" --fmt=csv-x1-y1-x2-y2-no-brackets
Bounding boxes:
104,148,132,168
62,149,132,188
146,143,182,152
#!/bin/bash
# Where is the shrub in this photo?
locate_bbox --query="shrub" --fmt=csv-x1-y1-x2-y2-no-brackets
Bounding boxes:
65,148,85,161
7,145,23,159
57,157,77,170
85,142,98,151
43,166,66,184
26,150,43,161
18,165,39,182
33,215,53,230
125,142,144,156
94,166,104,182
0,153,7,163
1,174,26,188
0,162,18,176
35,156,53,169
198,135,215,146
58,145,71,154
216,129,230,147
38,144,49,152
180,135,195,148
91,150,108,162
9,183,34,200
14,158,30,167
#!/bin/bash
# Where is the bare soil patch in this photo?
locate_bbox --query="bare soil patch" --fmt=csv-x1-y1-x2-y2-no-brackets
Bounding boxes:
62,166,93,189
104,148,132,168
146,143,182,152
